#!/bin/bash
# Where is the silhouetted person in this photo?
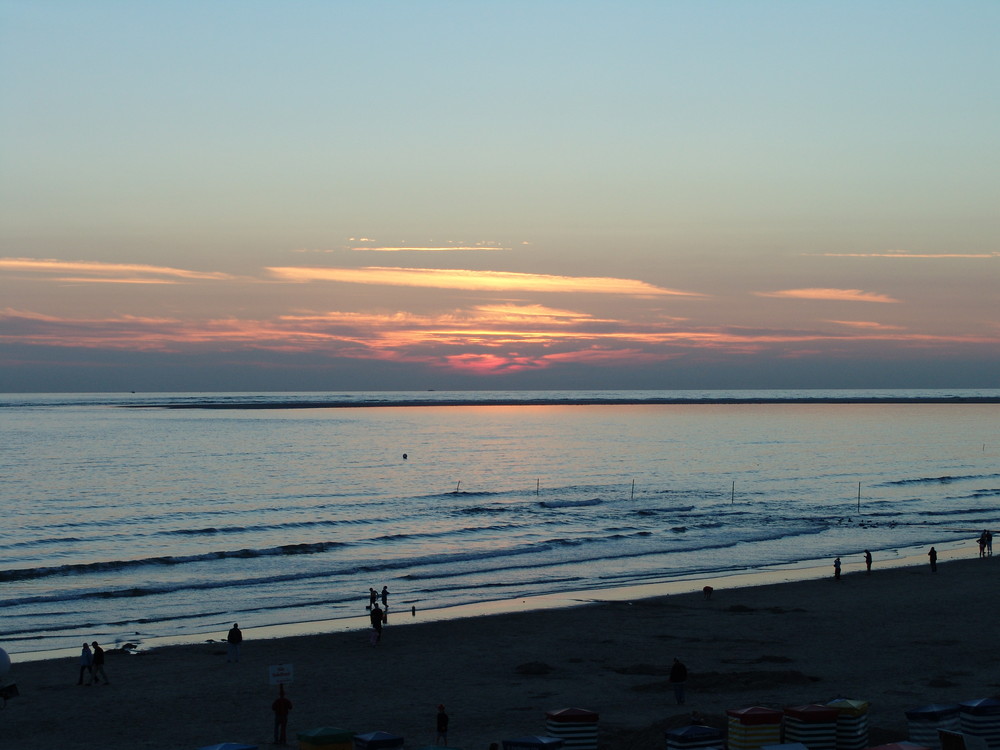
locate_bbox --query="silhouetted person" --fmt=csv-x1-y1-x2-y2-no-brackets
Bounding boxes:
370,604,383,644
91,642,108,684
272,684,293,744
436,704,449,745
928,547,937,572
227,623,242,662
669,657,688,704
864,550,872,574
77,643,93,685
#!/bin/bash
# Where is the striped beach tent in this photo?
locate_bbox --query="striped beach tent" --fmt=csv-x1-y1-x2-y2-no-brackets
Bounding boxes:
906,705,961,750
959,699,1000,750
827,699,870,750
727,707,784,750
783,705,840,750
545,708,599,750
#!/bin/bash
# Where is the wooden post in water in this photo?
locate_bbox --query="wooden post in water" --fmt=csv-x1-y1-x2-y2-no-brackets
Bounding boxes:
536,478,540,496
631,479,635,499
731,481,735,505
857,481,861,513
455,480,461,493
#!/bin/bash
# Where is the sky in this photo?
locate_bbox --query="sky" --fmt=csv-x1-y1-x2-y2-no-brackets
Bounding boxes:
1,1,998,392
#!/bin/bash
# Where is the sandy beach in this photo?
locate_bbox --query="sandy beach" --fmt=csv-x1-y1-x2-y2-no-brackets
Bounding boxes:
2,552,998,750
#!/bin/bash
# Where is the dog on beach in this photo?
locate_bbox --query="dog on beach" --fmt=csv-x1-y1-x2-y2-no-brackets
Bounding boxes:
702,586,714,600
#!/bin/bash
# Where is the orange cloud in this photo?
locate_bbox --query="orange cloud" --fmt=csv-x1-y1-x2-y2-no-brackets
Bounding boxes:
0,257,233,283
827,320,905,331
817,252,999,259
266,266,697,297
437,347,673,375
442,353,543,374
756,288,900,303
5,305,998,380
51,277,178,285
470,304,612,324
354,246,510,252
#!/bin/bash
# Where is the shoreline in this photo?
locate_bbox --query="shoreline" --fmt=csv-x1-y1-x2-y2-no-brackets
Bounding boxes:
3,549,998,750
8,536,978,665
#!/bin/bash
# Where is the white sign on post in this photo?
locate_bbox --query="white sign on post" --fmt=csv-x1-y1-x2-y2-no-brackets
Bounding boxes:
269,663,294,685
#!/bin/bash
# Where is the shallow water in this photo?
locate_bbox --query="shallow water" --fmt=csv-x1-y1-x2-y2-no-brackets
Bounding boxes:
2,390,998,657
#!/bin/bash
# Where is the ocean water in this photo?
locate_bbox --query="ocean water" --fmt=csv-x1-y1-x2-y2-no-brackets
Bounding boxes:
2,389,998,659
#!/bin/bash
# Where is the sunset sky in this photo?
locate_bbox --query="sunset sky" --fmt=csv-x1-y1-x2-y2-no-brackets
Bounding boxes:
2,1,998,392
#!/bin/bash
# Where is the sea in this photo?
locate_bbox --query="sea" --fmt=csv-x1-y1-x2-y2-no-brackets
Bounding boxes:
2,389,998,661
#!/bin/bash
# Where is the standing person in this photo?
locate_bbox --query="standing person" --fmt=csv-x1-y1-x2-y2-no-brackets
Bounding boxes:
381,585,389,608
988,530,993,556
369,588,378,608
928,547,938,573
979,531,988,558
77,643,93,685
91,641,108,685
369,604,383,644
227,623,243,662
435,704,449,746
864,550,872,574
834,556,841,581
668,657,688,705
272,684,293,745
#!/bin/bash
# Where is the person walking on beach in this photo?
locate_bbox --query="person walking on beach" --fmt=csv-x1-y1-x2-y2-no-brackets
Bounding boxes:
370,603,384,644
369,588,378,608
227,623,243,662
381,585,389,608
669,657,688,705
77,643,93,685
864,550,872,574
988,530,994,556
435,704,449,745
834,556,841,581
928,547,938,573
979,531,988,558
90,641,108,685
272,684,293,745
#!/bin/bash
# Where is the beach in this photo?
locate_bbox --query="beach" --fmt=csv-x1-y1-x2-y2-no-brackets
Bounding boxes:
3,552,997,750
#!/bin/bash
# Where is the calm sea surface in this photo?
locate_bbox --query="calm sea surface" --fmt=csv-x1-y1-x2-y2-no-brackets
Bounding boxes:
2,390,998,658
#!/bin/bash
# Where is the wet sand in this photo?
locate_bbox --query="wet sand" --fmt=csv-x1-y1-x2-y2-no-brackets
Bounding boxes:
2,551,998,750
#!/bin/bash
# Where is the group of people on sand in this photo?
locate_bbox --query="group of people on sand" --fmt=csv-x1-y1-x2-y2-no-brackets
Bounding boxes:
76,641,109,685
833,554,857,581
368,585,390,644
368,585,389,609
979,530,994,558
835,535,994,581
833,550,875,581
